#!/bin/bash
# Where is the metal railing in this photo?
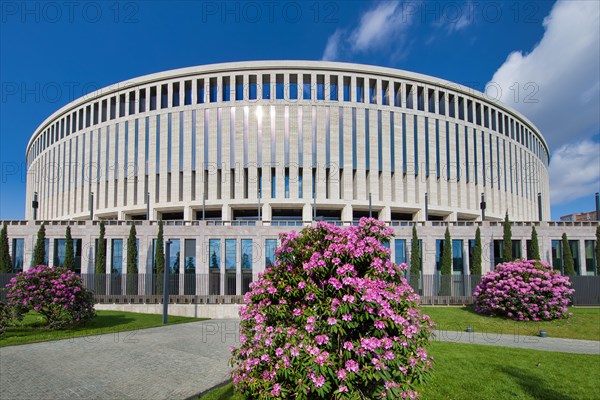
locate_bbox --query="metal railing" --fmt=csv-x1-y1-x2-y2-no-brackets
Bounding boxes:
1,273,598,306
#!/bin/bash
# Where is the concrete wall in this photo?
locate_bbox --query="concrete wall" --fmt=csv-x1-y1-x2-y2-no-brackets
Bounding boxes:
95,303,242,319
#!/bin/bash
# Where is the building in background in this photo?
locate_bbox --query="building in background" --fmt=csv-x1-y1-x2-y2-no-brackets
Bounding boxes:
560,211,599,222
1,62,595,299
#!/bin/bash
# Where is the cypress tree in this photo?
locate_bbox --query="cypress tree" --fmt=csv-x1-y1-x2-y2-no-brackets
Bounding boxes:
63,226,75,271
596,225,600,276
155,220,165,274
471,227,482,276
127,224,138,274
0,223,12,273
409,225,421,291
502,212,513,263
95,221,106,273
155,220,165,295
127,223,138,295
529,226,541,261
32,223,46,266
439,227,452,296
562,233,575,275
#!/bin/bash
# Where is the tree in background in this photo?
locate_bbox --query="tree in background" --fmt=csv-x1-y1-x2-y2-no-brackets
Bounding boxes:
0,223,12,273
127,224,138,274
439,227,452,296
528,226,541,261
154,220,165,295
502,212,513,263
471,227,482,276
63,226,75,271
410,225,421,292
127,223,138,295
95,222,106,273
155,220,165,274
562,233,575,275
32,223,46,266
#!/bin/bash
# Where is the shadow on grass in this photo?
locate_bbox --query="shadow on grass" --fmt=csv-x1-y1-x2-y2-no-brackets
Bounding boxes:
501,367,574,400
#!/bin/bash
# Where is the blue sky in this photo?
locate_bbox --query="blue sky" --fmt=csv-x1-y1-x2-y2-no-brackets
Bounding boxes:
1,0,598,220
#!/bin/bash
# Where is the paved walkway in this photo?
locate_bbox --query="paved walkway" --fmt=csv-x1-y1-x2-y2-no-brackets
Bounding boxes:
434,330,600,354
1,321,598,400
0,320,241,400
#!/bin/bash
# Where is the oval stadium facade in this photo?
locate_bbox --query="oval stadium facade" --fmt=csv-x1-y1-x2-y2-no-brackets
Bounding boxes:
25,61,550,222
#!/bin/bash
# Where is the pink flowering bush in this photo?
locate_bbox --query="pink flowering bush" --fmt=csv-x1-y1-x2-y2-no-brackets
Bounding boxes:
230,218,434,399
6,265,96,329
474,260,574,321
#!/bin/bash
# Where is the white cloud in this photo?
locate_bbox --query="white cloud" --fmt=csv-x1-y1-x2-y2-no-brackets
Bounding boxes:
432,1,475,33
322,29,344,61
321,1,412,61
487,0,600,151
549,139,600,205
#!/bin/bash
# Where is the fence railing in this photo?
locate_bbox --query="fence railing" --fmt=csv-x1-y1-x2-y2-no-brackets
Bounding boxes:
1,273,598,306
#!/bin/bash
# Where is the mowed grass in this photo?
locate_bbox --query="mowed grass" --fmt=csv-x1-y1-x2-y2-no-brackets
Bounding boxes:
0,310,207,347
199,342,600,400
421,306,600,341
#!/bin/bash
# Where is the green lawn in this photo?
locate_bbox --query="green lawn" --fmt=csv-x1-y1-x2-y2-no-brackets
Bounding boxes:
199,342,600,399
0,310,207,347
421,306,600,341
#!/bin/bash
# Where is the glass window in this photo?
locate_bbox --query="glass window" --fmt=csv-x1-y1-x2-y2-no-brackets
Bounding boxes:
569,240,580,275
262,75,271,99
585,240,596,274
394,239,406,265
369,80,376,104
356,78,364,102
317,75,325,100
184,81,192,105
209,239,221,269
405,85,413,109
298,168,303,198
150,87,157,110
235,76,243,101
222,77,231,102
417,87,424,111
271,168,276,198
172,82,180,107
161,84,168,109
330,76,338,101
435,239,444,271
265,239,277,268
303,74,311,100
167,239,180,274
452,240,463,273
249,75,257,100
285,168,290,198
225,239,236,270
289,75,298,100
276,74,284,99
551,240,562,273
111,239,123,274
343,77,351,101
241,239,253,270
210,78,218,102
197,79,205,104
12,239,24,272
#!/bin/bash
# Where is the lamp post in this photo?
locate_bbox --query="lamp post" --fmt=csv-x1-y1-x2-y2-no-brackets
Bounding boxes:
32,191,38,221
369,192,372,218
162,239,172,325
480,192,486,221
89,192,94,220
538,192,542,222
596,192,599,221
